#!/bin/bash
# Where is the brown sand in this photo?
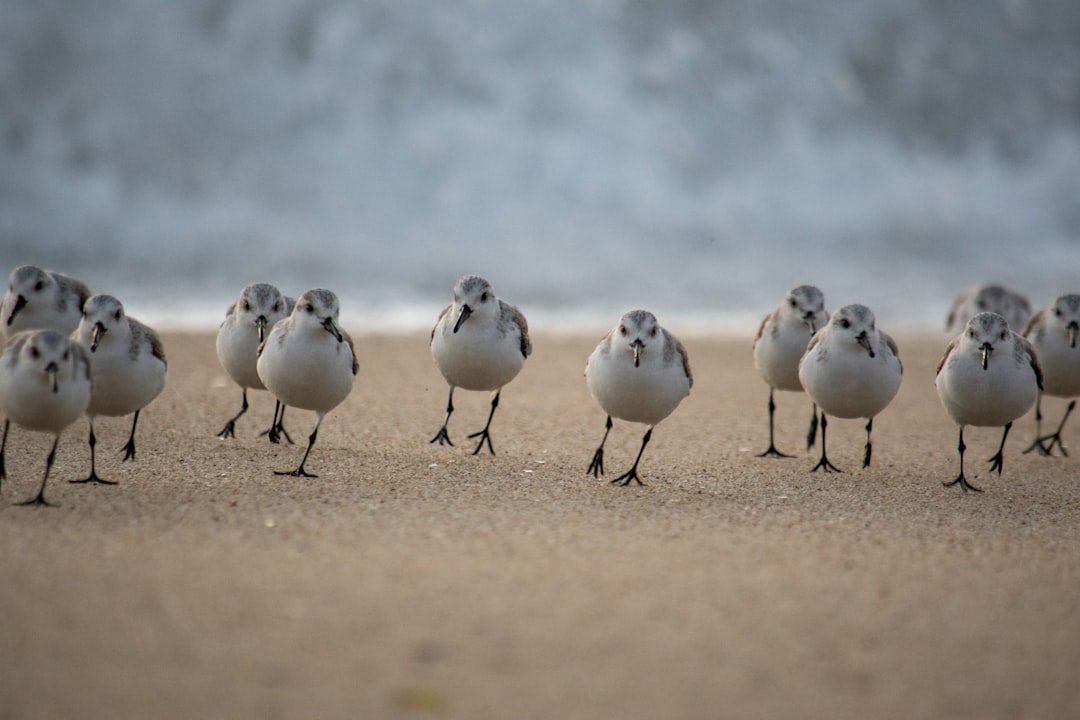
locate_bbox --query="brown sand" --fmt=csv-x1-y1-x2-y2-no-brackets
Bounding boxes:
1,330,1078,719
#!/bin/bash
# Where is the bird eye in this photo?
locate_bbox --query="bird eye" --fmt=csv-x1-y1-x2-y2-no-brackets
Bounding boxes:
650,327,657,337
619,325,627,335
30,346,39,359
33,281,44,292
481,292,489,302
1054,307,1062,316
274,302,281,312
1000,330,1007,340
113,310,122,321
62,350,69,361
242,301,251,312
305,304,314,314
840,318,851,329
789,299,797,308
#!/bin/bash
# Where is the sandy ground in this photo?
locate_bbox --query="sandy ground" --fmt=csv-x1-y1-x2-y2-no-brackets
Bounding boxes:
1,330,1078,719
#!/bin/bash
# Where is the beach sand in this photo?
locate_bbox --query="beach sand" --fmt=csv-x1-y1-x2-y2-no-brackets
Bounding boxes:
1,330,1078,719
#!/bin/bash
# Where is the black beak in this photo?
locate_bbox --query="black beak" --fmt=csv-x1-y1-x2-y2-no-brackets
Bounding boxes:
322,317,344,343
256,315,268,343
46,362,59,393
7,294,26,325
91,321,107,352
980,342,992,370
631,338,645,367
1068,322,1078,349
857,331,875,358
804,313,817,334
453,304,473,333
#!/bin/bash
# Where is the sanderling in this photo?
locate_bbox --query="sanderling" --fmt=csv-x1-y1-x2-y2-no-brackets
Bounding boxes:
429,275,531,455
1021,294,1080,455
798,304,902,473
945,283,1031,335
70,295,168,485
216,283,296,442
936,312,1042,493
585,310,692,486
753,285,829,457
0,330,92,506
1,265,91,339
256,289,357,477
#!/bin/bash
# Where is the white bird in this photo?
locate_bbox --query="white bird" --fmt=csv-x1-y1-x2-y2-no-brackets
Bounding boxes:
936,312,1043,493
0,330,92,506
1,265,90,340
216,283,296,441
585,310,692,486
753,285,829,457
256,288,357,477
798,304,903,473
946,283,1031,335
1021,294,1080,455
71,294,168,485
429,275,531,455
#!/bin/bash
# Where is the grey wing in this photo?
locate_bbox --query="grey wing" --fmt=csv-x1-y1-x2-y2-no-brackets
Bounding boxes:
71,341,93,382
936,336,959,377
342,328,359,376
753,310,774,348
881,331,902,375
431,302,453,345
1017,334,1044,391
501,300,531,358
131,318,167,367
57,273,92,308
665,329,693,389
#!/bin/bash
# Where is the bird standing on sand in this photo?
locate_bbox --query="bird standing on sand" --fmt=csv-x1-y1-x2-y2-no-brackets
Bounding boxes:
429,275,531,456
585,309,692,487
1020,294,1080,456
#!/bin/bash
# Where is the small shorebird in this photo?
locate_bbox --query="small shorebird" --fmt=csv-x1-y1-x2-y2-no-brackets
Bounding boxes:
1020,294,1080,456
216,283,295,441
1,264,90,340
71,294,167,485
798,304,902,473
753,285,829,457
256,289,357,477
584,309,692,486
936,312,1042,493
945,283,1031,335
0,330,92,506
429,275,531,455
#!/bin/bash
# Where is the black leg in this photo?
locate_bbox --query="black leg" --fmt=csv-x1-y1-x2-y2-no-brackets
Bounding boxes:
275,417,322,478
1031,399,1075,458
259,401,294,444
612,428,652,487
944,426,982,493
217,388,249,439
588,416,613,477
430,387,455,447
16,434,60,507
757,389,793,458
806,402,819,451
987,422,1012,475
862,417,873,469
121,410,140,462
71,418,117,485
467,390,500,456
0,418,8,490
810,412,842,472
1022,393,1051,456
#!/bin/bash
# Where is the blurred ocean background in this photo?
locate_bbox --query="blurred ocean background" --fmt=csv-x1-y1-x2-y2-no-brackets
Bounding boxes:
2,0,1079,334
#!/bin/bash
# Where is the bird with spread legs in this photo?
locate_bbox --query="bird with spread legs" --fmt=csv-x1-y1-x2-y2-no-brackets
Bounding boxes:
429,275,531,455
585,310,692,487
256,289,357,477
1020,294,1080,457
0,330,92,506
1,264,90,340
216,283,296,442
753,285,829,458
798,304,902,473
936,312,1042,493
70,294,167,485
